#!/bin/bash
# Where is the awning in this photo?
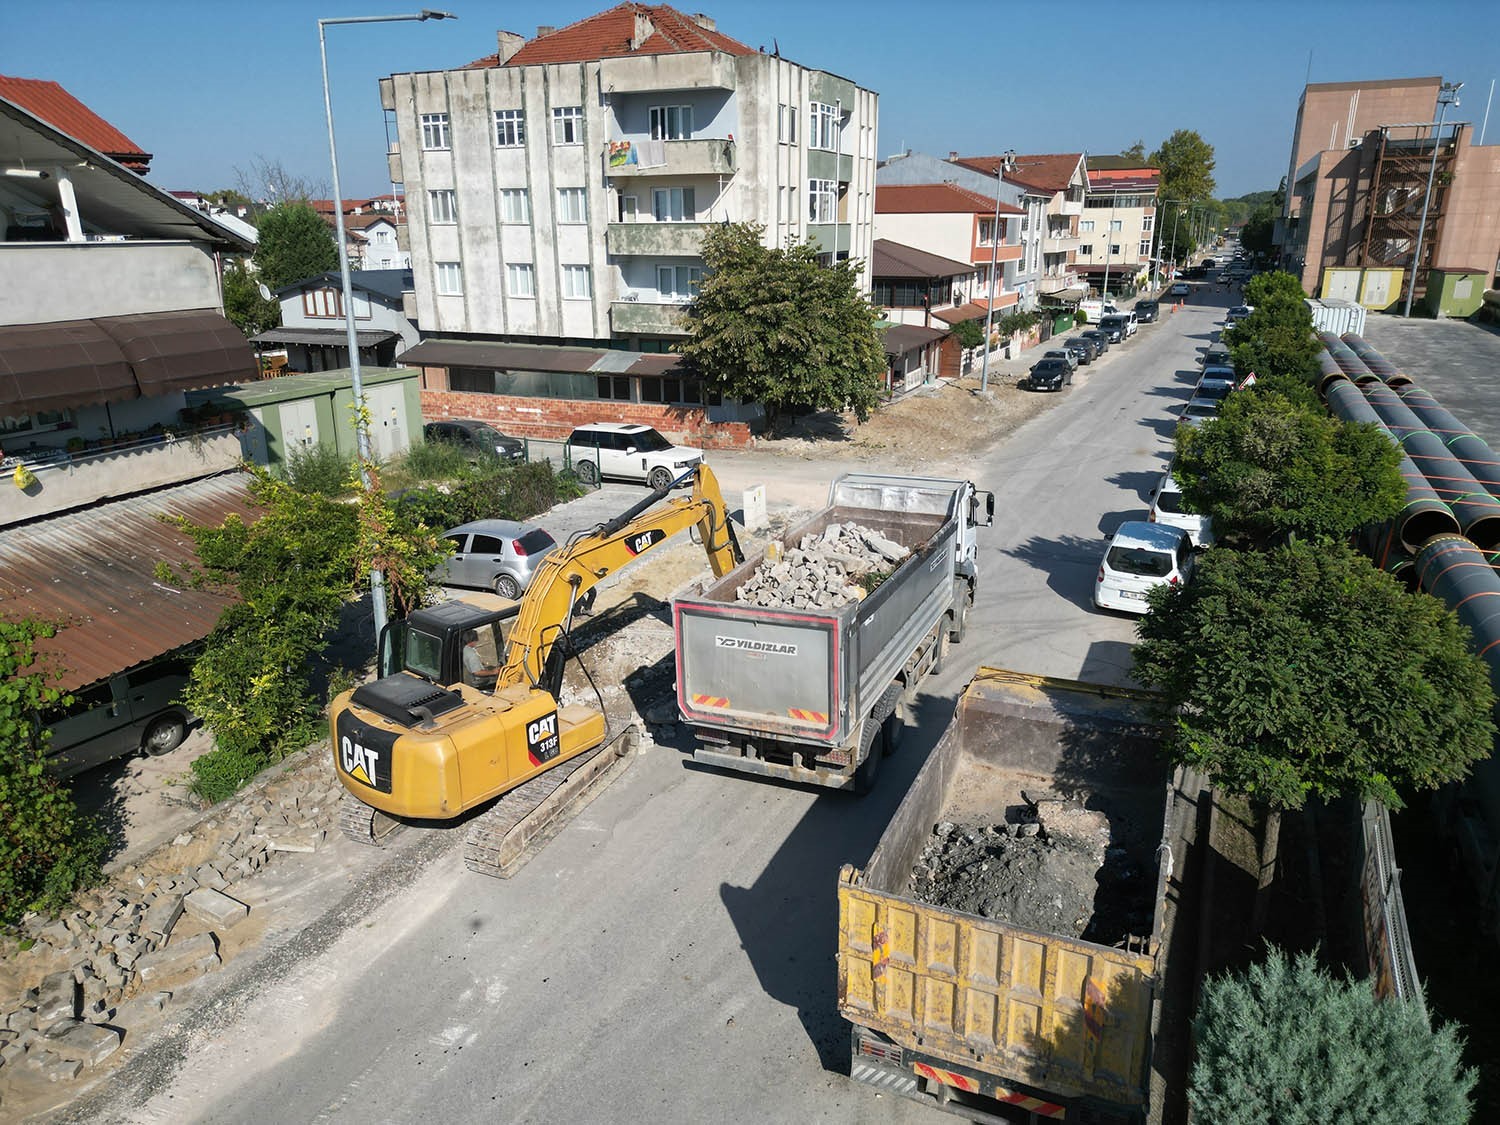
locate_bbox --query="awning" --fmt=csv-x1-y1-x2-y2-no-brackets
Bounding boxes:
399,338,686,376
0,318,137,415
1048,287,1088,302
883,324,948,353
252,327,397,347
0,473,259,692
0,309,256,416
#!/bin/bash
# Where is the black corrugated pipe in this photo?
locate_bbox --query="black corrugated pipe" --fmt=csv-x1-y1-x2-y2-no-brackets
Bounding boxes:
1398,384,1500,502
1319,332,1378,382
1367,522,1419,590
1316,349,1347,396
1327,379,1460,550
1342,332,1414,387
1416,535,1500,698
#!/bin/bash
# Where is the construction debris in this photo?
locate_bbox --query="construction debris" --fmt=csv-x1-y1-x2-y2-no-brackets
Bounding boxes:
734,522,909,610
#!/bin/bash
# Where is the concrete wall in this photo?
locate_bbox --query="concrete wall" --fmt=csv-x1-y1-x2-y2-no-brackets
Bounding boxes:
0,241,222,326
1436,132,1500,277
420,387,758,448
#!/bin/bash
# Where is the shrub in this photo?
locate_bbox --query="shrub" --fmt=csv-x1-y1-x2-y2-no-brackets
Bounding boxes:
189,745,270,805
0,619,106,923
401,438,479,482
285,442,356,497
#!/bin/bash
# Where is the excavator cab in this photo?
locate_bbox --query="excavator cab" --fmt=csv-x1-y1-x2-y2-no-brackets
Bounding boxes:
378,599,520,687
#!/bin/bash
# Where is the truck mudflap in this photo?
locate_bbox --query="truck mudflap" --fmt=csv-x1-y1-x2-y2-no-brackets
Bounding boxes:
690,744,856,790
851,1026,1140,1124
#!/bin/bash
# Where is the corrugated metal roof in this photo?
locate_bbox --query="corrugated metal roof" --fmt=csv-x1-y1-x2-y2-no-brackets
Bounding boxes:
0,473,259,692
251,327,396,347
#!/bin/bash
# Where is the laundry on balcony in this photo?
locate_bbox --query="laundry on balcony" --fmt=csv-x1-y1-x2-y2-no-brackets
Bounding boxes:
608,140,638,167
637,139,667,168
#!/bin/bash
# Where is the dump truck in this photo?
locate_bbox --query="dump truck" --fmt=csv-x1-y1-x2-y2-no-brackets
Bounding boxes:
837,667,1192,1123
674,474,994,792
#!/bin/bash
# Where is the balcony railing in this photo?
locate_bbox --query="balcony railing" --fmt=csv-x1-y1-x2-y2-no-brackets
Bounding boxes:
1042,231,1081,252
606,222,710,257
610,299,691,335
1037,273,1081,294
604,138,736,178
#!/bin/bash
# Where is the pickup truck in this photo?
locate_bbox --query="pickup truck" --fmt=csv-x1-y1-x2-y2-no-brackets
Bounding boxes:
838,667,1195,1123
675,474,993,793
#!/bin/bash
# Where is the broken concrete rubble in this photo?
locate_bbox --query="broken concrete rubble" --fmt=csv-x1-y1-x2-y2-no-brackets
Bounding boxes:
733,522,910,610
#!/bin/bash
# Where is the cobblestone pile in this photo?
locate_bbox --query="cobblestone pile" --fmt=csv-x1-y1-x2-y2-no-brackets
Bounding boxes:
733,522,909,610
0,751,343,1099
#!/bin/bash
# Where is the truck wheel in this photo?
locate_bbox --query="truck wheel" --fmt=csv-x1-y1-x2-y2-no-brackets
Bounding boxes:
853,715,884,795
142,715,186,756
933,629,950,674
576,460,599,485
949,582,970,643
883,701,905,756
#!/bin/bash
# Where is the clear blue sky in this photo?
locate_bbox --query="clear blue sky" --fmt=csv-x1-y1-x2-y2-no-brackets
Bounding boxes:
6,0,1498,201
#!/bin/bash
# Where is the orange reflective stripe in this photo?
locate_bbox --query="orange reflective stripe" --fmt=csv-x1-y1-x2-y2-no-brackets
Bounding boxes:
913,1062,978,1093
993,1084,1067,1118
692,694,730,708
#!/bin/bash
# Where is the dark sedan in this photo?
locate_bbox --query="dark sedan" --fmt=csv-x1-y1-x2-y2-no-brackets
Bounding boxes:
1021,357,1073,392
1134,300,1160,323
424,419,526,462
1080,329,1111,354
1063,336,1098,363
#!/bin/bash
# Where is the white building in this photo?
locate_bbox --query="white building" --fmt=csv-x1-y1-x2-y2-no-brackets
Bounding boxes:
1077,156,1160,297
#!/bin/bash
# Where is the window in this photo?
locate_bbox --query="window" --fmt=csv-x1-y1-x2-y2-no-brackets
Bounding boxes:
1109,219,1123,232
777,103,798,144
556,188,587,224
979,218,1001,245
1141,214,1154,232
1080,243,1093,256
656,265,702,300
494,109,525,147
1079,220,1095,233
809,179,836,223
596,375,631,400
640,376,701,404
562,265,592,299
427,189,457,224
507,263,535,298
421,113,450,150
552,106,583,145
500,188,530,224
618,195,638,221
436,261,463,296
1140,239,1152,257
649,105,692,141
1110,243,1122,256
809,102,838,151
652,187,695,222
303,287,342,318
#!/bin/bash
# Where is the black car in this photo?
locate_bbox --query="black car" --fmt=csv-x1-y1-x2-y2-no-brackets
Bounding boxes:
1063,336,1097,363
1201,347,1231,368
1134,300,1160,323
1022,357,1072,392
424,419,526,462
1080,329,1111,354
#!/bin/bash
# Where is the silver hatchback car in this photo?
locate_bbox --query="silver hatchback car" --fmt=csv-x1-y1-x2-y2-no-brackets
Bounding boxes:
433,520,558,599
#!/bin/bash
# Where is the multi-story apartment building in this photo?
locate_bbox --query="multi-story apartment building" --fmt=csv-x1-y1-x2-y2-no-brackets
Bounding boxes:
382,4,877,443
1076,156,1159,297
872,183,1024,316
1278,76,1500,311
991,153,1087,301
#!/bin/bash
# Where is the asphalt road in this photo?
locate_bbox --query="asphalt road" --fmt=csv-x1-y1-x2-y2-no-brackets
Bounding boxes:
71,286,1232,1125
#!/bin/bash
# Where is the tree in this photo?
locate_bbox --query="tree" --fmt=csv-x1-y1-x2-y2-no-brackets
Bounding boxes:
1151,129,1217,203
253,203,338,292
1121,139,1146,162
1191,947,1475,1123
1240,202,1277,260
203,188,254,215
0,619,105,923
1224,291,1322,391
234,155,327,205
1174,390,1404,548
680,222,886,425
222,259,281,337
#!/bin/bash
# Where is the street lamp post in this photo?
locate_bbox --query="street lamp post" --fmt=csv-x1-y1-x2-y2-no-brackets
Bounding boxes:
1403,81,1463,318
1099,189,1118,306
979,149,1016,393
319,8,455,634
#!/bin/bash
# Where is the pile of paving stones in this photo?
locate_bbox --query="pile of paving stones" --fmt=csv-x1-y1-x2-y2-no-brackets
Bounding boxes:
907,799,1148,944
0,752,344,1094
733,522,909,610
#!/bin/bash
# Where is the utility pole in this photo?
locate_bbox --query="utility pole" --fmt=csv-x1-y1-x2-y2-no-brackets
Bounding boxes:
1403,81,1462,318
979,149,1016,393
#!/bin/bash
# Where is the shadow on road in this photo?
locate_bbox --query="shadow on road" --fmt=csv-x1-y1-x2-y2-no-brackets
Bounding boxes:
1001,532,1105,610
717,690,956,1072
1107,468,1166,503
1138,415,1179,440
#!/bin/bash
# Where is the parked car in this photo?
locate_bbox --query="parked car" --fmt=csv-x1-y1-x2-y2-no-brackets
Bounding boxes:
1062,336,1098,364
1094,521,1196,614
1201,363,1237,384
1194,379,1236,402
565,422,703,489
432,519,559,599
1201,347,1231,368
42,657,196,778
1169,282,1191,297
1149,472,1215,547
1134,299,1160,323
1097,314,1132,343
1041,348,1079,373
1225,304,1255,325
1080,329,1112,354
1022,357,1073,392
423,419,525,462
1176,396,1223,429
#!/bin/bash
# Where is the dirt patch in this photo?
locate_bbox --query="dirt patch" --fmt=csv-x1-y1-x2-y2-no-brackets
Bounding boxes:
755,376,1058,468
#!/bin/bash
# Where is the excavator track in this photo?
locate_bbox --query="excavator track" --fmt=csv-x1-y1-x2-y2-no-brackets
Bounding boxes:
338,793,408,847
463,725,639,878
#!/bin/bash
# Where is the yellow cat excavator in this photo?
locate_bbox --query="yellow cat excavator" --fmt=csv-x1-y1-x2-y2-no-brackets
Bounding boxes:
331,463,743,876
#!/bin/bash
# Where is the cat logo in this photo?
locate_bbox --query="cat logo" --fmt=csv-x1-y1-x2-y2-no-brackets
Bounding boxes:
626,528,666,556
341,736,381,788
334,714,395,792
526,710,561,765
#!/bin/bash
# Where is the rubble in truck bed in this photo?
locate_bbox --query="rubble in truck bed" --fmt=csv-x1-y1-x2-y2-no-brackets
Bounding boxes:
733,522,910,610
907,798,1153,945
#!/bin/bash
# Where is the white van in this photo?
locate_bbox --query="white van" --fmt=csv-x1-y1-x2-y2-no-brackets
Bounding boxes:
1094,522,1196,614
1148,472,1215,547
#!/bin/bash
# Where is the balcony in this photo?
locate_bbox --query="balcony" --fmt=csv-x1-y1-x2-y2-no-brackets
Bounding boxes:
1042,231,1081,253
1059,191,1085,216
387,144,402,184
606,222,709,257
971,242,1024,265
598,52,737,92
604,138,735,178
610,299,691,336
1,428,243,527
1038,273,1081,295
0,241,221,327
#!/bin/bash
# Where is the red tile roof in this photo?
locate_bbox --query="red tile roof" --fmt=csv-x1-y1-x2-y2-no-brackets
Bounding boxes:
1087,165,1161,191
470,4,755,68
876,183,1022,216
0,74,151,172
955,152,1084,195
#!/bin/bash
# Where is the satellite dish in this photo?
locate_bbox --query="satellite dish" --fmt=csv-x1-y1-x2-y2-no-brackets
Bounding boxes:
257,283,272,301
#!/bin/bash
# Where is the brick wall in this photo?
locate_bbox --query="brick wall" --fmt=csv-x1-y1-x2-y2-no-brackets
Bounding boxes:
420,389,756,449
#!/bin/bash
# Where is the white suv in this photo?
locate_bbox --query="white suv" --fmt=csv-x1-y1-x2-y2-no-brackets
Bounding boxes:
566,423,703,489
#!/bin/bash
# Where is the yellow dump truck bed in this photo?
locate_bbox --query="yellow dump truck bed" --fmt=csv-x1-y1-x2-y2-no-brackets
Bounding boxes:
836,667,1180,1120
